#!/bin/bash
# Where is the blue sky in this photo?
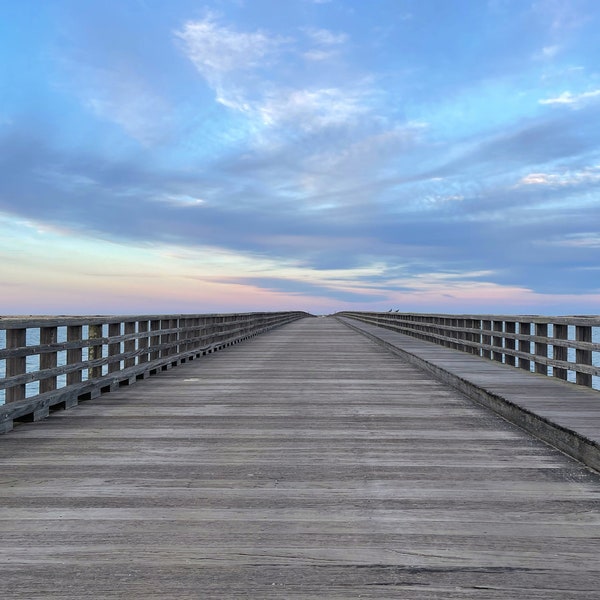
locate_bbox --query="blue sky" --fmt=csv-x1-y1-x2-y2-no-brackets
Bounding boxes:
1,0,599,315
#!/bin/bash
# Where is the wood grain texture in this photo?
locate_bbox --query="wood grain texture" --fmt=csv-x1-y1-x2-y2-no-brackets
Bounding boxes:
339,315,600,471
1,317,600,599
337,312,600,383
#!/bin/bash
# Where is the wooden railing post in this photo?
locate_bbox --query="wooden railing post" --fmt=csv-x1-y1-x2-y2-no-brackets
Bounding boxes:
179,318,188,353
482,320,492,359
138,320,149,363
553,324,568,381
172,318,179,356
39,327,58,393
108,323,121,373
88,324,103,380
473,319,482,356
535,323,548,375
124,321,136,368
466,319,477,355
450,318,458,350
150,320,160,361
519,322,531,372
6,328,26,402
492,321,503,362
195,317,202,351
160,319,171,358
459,318,465,350
505,321,516,366
576,326,593,387
66,325,83,385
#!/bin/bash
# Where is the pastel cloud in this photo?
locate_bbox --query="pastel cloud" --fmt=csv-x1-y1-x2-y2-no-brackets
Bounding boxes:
301,27,347,61
176,14,368,136
301,27,348,46
536,44,561,59
516,165,600,187
544,233,600,248
539,89,600,107
257,86,369,129
176,15,286,78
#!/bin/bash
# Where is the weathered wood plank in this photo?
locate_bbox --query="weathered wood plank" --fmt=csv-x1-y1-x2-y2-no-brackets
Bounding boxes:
339,316,600,470
1,313,307,424
338,312,600,389
1,317,600,598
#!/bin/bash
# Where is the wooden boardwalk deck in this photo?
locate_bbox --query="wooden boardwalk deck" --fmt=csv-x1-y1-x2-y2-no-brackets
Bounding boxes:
1,316,600,599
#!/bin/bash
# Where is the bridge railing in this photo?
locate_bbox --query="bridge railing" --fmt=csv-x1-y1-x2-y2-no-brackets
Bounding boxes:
0,311,309,432
337,312,600,390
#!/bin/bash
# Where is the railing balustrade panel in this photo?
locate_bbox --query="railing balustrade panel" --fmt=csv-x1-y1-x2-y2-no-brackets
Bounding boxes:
1,312,309,431
337,312,599,391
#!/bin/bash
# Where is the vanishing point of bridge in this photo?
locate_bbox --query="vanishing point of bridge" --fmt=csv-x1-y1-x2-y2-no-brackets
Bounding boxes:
1,313,600,598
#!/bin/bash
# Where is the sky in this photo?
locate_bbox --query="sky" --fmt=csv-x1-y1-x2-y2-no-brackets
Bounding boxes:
1,0,600,316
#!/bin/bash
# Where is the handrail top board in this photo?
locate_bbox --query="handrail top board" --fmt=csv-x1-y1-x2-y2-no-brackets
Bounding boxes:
0,312,311,330
339,311,600,327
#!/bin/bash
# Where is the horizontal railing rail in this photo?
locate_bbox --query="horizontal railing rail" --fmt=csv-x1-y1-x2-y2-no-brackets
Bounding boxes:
336,311,600,390
0,311,310,433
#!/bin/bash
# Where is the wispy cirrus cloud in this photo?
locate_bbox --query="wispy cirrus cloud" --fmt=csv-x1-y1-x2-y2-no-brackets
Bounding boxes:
175,15,287,80
546,233,600,248
175,14,372,135
302,49,335,61
516,165,600,187
257,86,370,129
155,194,206,207
533,44,562,60
539,89,600,107
301,27,348,61
301,27,348,46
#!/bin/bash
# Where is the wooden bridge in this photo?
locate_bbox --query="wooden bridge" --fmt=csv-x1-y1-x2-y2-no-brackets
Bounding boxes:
1,312,600,598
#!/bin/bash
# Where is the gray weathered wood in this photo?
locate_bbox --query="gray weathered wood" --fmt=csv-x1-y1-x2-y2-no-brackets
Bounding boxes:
1,317,600,598
338,312,600,387
5,328,26,403
1,313,308,418
576,325,593,387
339,316,600,472
1,316,306,431
66,326,83,386
39,327,58,394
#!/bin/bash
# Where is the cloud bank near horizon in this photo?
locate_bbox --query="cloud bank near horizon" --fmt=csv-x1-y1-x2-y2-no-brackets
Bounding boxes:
1,0,600,314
